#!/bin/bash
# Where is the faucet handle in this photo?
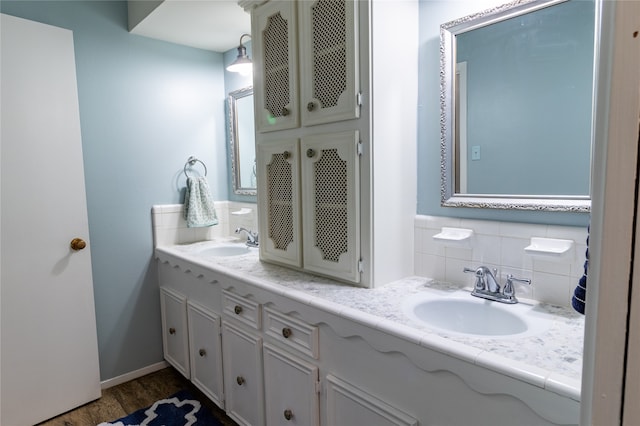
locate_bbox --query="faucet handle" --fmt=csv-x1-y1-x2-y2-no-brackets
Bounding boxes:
502,274,531,298
463,267,485,290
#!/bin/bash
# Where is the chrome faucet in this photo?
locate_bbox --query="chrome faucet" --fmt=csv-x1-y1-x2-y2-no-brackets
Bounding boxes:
463,266,531,304
235,227,259,247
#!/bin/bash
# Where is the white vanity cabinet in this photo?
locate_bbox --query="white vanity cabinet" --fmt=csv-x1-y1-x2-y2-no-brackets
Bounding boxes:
252,0,359,133
246,0,418,287
257,130,361,283
325,374,418,426
158,261,225,409
155,251,580,426
160,288,190,378
264,344,320,426
222,320,265,426
187,301,224,407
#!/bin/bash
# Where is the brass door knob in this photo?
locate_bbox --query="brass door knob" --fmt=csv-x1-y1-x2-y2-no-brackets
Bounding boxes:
70,238,86,251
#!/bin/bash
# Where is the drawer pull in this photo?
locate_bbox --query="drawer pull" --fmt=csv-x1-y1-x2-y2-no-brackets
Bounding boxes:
307,101,316,111
284,409,293,421
199,349,206,357
282,327,292,339
169,327,176,335
236,376,245,386
234,305,243,315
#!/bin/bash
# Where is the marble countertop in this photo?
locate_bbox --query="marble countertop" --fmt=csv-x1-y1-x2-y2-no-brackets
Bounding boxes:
155,239,584,401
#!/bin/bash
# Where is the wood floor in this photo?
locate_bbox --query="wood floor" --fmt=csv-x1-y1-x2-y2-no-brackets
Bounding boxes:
36,367,237,426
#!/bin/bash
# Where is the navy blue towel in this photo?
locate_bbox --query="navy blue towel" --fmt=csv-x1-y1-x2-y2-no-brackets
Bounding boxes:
572,227,589,314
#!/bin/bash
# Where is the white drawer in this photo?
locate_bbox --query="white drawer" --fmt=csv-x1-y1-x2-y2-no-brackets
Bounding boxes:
264,307,319,359
222,290,261,330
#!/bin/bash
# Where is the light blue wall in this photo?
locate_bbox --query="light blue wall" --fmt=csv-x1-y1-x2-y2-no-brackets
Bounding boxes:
418,0,590,226
457,0,593,196
0,1,227,380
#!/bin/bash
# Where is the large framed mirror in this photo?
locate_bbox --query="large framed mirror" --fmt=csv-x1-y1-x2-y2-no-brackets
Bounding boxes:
228,86,256,196
440,0,597,212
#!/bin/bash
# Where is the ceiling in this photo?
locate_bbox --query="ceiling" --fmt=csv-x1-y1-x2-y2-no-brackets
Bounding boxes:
129,0,251,53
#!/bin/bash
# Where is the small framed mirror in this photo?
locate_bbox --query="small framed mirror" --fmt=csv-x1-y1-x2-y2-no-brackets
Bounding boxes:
228,86,256,196
440,0,597,212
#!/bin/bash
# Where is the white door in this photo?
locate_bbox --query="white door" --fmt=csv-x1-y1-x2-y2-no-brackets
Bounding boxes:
0,13,101,426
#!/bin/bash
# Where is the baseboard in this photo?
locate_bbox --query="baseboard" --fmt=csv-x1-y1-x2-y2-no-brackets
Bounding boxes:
100,361,170,390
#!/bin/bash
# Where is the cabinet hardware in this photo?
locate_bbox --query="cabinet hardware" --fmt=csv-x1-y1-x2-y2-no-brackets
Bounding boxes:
282,107,290,116
283,150,291,160
70,238,86,251
234,305,243,315
307,101,316,111
199,349,206,357
169,327,176,335
236,376,245,386
282,327,292,339
284,409,293,421
306,148,316,158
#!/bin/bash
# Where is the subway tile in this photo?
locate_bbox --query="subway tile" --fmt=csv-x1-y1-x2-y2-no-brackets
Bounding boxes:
532,271,573,308
499,221,547,238
470,234,501,265
459,218,500,236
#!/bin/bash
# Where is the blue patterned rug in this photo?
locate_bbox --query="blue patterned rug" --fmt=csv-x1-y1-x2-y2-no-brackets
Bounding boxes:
98,390,222,426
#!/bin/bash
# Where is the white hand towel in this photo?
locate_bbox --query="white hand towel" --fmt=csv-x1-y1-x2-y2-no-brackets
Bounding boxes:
184,177,218,227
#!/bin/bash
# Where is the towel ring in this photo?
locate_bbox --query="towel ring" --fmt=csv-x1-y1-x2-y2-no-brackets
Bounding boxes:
184,156,208,178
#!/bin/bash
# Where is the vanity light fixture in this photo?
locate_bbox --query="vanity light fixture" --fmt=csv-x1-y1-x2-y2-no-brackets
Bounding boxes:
226,33,252,76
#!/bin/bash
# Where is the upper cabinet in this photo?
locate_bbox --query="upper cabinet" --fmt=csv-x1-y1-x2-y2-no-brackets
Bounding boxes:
248,0,418,287
252,0,360,133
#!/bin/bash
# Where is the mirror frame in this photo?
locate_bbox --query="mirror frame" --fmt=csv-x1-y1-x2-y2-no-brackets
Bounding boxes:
228,86,257,196
440,0,595,212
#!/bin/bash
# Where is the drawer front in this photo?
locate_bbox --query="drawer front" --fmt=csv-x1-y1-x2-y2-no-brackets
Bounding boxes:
222,290,261,330
264,307,319,359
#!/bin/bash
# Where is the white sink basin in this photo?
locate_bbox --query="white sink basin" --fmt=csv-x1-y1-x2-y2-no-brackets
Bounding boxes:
198,245,250,257
403,293,554,338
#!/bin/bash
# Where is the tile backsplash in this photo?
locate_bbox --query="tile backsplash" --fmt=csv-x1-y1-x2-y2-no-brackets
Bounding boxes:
152,206,586,308
414,215,588,308
152,202,258,247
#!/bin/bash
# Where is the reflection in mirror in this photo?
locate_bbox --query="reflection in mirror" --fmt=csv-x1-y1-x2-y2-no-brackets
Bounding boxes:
440,0,597,211
229,87,256,196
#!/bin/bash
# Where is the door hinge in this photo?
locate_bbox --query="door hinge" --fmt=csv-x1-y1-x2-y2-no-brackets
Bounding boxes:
315,380,322,394
357,141,363,157
357,92,363,107
358,259,364,273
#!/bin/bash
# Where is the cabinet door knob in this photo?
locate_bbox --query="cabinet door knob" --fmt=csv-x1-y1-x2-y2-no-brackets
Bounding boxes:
199,349,206,357
234,305,243,315
169,327,176,335
284,409,293,421
70,238,86,251
282,327,292,339
283,150,291,160
307,101,316,112
236,376,245,386
282,107,290,116
306,148,316,158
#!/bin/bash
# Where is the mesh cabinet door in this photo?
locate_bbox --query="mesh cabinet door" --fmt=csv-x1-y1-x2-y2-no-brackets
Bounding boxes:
301,130,360,283
253,0,299,133
299,0,360,127
257,138,302,267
